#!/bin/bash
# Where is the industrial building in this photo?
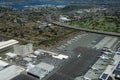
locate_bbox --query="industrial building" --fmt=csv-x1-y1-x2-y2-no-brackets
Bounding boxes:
14,43,33,57
0,60,9,71
5,52,17,58
113,61,120,79
74,49,120,80
59,15,71,22
0,65,24,80
99,52,120,80
0,39,19,51
27,62,54,79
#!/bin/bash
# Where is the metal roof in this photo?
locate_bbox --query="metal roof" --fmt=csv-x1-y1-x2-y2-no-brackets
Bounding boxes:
27,62,54,79
0,60,9,67
0,39,19,50
100,73,109,80
116,61,120,71
113,62,120,75
0,65,24,80
6,52,17,58
37,62,54,71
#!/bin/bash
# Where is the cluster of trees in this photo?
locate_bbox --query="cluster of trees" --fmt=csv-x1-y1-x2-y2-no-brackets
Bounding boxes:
69,15,120,33
0,7,77,47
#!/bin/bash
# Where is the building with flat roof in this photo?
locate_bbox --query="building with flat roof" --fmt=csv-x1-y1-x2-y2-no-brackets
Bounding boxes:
0,39,19,51
27,62,54,79
6,52,17,58
74,50,120,80
0,65,24,80
0,60,9,71
113,61,120,79
14,44,33,57
59,15,71,23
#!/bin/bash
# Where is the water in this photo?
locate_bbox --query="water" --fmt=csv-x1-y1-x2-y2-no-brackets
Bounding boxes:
0,0,70,10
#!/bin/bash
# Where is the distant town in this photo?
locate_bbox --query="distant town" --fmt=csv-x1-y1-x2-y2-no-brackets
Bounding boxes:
0,0,120,80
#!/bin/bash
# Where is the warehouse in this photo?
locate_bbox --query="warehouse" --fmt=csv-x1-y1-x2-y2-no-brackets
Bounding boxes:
0,39,19,52
27,62,54,79
0,65,24,80
113,61,120,79
0,60,9,71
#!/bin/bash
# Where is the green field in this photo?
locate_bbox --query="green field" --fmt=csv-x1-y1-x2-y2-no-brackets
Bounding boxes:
68,16,120,33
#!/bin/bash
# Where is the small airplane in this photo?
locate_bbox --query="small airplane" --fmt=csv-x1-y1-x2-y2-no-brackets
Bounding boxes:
90,66,99,71
116,51,120,55
99,55,109,60
82,76,91,80
103,51,112,55
77,54,81,58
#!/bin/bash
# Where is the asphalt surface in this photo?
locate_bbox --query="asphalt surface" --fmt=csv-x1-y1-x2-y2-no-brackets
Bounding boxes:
51,21,120,37
11,73,39,80
47,47,102,80
57,33,104,51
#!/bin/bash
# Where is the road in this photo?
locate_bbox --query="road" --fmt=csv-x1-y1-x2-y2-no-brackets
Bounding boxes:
51,21,120,37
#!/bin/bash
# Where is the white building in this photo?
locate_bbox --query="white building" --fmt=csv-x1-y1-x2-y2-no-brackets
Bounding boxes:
59,15,71,22
6,52,17,58
14,44,33,56
52,54,69,60
0,39,19,51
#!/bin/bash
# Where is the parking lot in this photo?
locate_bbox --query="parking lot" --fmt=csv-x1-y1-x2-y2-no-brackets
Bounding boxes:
56,33,104,50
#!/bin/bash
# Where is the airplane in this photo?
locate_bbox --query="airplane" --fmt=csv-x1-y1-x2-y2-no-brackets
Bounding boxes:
90,66,99,71
77,54,81,58
116,51,120,55
82,76,91,80
99,55,109,60
103,51,112,55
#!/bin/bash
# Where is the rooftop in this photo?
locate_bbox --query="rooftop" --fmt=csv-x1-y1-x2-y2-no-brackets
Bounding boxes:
6,52,17,58
27,62,54,79
0,60,9,67
0,65,24,80
0,39,19,50
0,60,9,71
100,73,109,80
116,61,120,71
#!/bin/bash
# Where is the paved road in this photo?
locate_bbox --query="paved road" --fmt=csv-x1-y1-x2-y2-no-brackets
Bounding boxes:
51,21,120,37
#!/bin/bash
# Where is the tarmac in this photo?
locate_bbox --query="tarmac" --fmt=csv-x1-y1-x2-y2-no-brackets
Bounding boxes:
47,47,101,80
